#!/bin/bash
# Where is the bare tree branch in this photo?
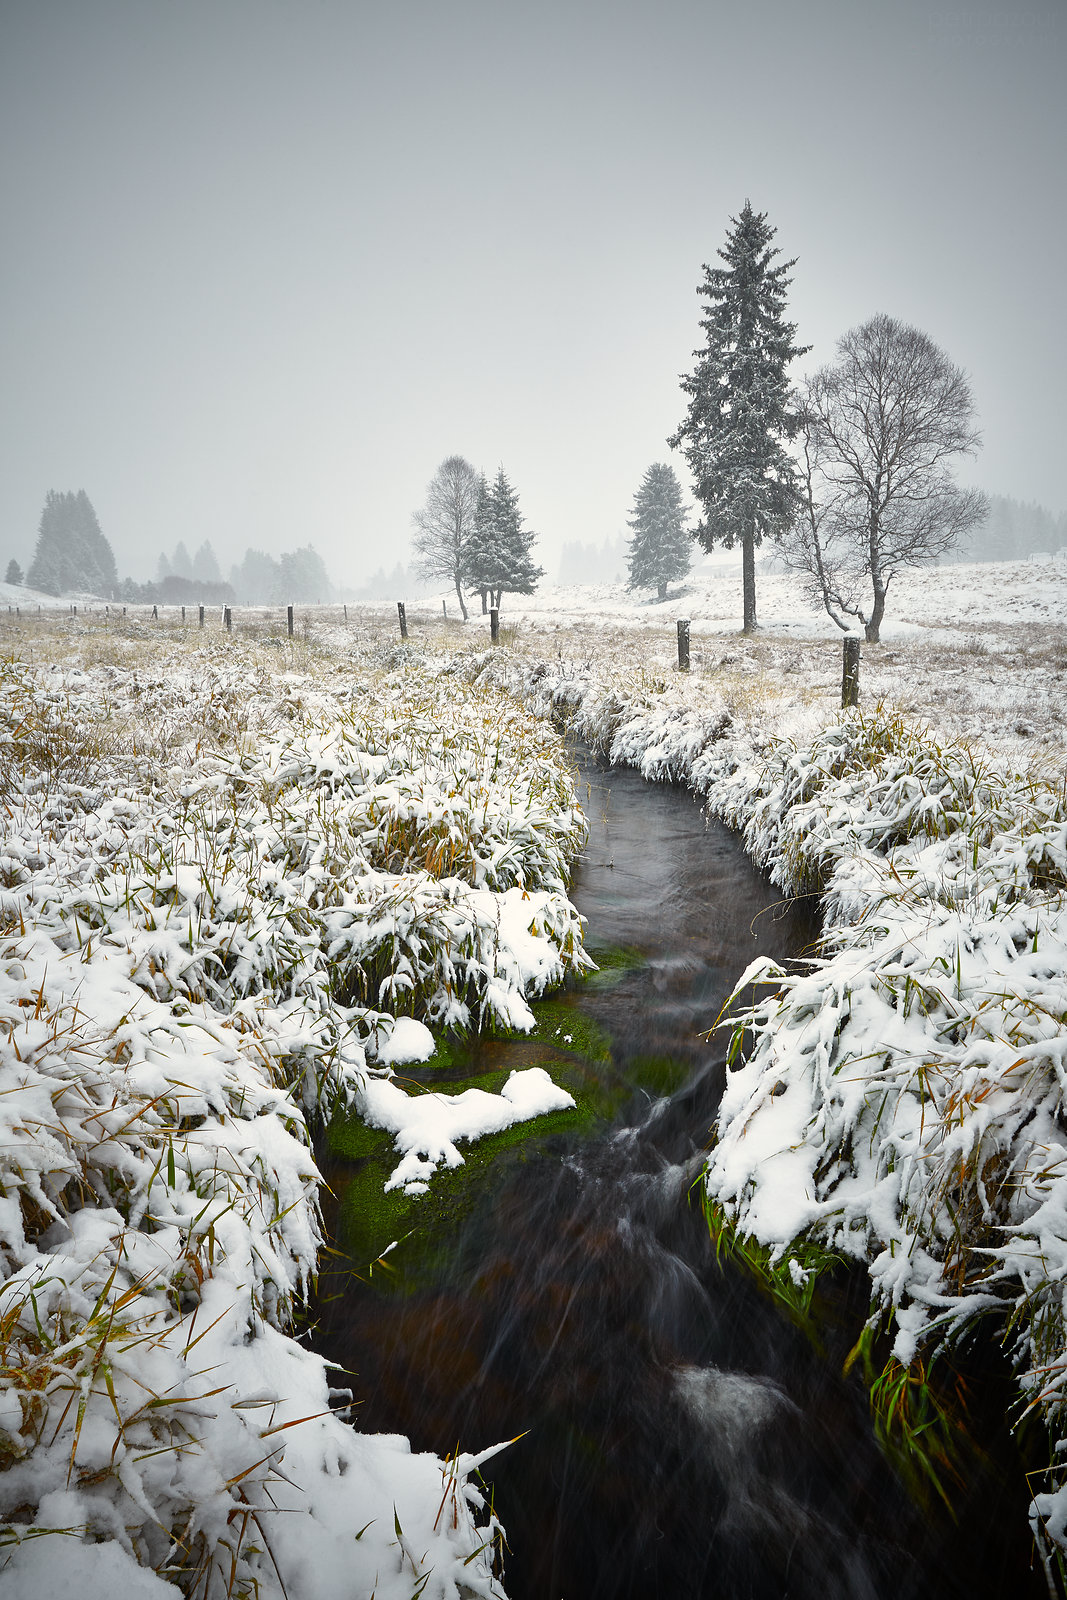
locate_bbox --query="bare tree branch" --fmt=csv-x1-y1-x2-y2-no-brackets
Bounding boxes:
783,316,987,641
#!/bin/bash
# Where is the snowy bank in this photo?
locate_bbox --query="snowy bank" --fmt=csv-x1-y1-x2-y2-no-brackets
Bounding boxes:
459,639,1067,1565
0,629,589,1597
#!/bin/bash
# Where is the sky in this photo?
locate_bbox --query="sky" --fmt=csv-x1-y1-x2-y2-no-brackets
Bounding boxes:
1,0,1064,591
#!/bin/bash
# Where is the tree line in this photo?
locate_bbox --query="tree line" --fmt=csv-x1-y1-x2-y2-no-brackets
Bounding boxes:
3,495,333,606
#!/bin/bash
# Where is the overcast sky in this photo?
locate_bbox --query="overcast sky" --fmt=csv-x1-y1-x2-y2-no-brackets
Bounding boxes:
1,0,1064,590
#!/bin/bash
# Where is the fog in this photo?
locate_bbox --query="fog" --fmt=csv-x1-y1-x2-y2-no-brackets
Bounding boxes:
2,0,1064,590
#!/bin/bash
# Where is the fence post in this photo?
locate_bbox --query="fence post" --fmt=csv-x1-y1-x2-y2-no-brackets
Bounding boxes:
490,606,499,643
842,636,861,707
442,598,447,620
151,605,157,620
287,604,294,638
397,601,408,640
677,618,690,671
224,606,232,633
343,604,348,623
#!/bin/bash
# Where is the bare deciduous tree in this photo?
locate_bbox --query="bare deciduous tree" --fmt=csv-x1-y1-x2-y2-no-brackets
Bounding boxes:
411,455,480,621
787,315,987,642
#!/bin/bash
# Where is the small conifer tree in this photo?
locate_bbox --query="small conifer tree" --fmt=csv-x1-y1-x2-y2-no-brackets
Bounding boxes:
626,463,691,600
464,469,544,610
4,559,23,586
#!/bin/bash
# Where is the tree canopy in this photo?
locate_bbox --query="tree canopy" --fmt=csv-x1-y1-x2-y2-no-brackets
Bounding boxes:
463,468,543,610
411,455,481,621
788,314,987,641
626,463,691,600
669,202,806,631
27,490,118,597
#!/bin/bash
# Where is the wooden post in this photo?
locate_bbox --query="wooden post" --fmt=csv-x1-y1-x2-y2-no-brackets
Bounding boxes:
287,604,294,638
122,606,126,616
490,606,499,643
842,636,861,707
343,604,348,622
181,605,185,624
224,606,232,633
151,605,157,620
397,601,407,639
442,598,447,620
677,617,690,671
198,604,205,628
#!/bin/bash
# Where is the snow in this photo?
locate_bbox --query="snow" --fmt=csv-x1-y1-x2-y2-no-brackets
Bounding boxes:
359,1067,575,1192
375,1015,436,1064
1,1533,182,1599
395,558,1067,1563
4,558,1067,1582
0,622,591,1599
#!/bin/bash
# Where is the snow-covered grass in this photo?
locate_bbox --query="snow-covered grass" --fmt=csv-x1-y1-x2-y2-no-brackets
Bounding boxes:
374,563,1067,1573
0,615,589,1598
3,553,1066,1586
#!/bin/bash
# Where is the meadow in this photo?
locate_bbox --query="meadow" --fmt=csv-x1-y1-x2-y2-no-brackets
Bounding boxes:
2,555,1066,1592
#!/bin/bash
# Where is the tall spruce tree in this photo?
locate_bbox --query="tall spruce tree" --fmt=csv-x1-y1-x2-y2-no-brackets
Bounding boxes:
28,490,118,597
464,468,543,610
669,202,806,632
626,463,691,600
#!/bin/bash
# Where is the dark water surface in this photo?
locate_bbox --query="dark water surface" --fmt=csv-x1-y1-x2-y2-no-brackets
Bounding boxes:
312,756,1042,1600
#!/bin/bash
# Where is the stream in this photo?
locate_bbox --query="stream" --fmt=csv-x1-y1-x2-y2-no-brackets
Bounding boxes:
312,755,1043,1599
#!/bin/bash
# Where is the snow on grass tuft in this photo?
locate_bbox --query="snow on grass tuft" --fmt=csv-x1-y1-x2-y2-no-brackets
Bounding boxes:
0,625,589,1598
459,638,1067,1567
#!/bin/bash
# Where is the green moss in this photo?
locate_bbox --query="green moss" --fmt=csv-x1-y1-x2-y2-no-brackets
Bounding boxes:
581,944,645,991
328,1095,595,1289
529,999,612,1062
627,1054,692,1099
325,998,621,1287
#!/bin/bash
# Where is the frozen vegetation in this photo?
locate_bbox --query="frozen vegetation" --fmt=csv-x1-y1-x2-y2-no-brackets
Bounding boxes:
0,620,588,1598
456,560,1067,1574
3,553,1067,1590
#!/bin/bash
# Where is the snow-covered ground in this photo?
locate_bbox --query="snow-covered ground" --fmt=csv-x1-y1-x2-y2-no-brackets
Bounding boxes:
0,623,589,1599
427,559,1067,1571
2,554,1066,1588
479,559,1067,768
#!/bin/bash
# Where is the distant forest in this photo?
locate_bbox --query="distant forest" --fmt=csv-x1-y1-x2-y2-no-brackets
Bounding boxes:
557,534,629,585
954,494,1067,562
7,490,1067,605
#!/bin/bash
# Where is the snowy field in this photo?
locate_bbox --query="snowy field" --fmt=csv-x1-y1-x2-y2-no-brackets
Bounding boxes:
2,554,1067,1591
495,557,1067,768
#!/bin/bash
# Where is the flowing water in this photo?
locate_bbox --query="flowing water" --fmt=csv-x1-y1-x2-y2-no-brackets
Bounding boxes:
312,756,1042,1600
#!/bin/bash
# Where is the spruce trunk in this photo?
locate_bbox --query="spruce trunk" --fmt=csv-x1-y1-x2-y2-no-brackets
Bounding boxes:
742,529,757,633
